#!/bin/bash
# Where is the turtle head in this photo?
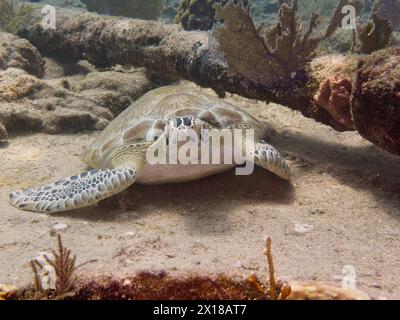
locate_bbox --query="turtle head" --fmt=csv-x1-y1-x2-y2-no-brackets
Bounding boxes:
165,116,211,147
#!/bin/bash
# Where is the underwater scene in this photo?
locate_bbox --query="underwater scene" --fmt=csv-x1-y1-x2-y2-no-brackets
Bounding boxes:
0,0,399,302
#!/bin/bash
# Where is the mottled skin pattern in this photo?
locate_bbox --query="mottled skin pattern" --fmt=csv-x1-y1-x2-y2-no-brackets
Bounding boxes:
9,86,290,213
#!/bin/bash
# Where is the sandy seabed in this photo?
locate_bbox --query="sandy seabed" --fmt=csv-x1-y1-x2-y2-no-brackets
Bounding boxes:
1,88,399,299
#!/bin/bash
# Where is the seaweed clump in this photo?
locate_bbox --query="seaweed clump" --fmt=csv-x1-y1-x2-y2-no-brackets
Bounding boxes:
0,0,34,34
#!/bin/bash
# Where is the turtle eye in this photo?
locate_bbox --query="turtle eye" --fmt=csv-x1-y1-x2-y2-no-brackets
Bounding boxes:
182,117,191,126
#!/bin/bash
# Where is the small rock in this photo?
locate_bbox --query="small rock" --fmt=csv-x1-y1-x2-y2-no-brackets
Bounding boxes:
294,223,313,234
0,284,17,299
238,259,260,271
0,123,8,142
117,231,136,240
0,33,45,77
369,283,382,289
122,279,132,287
310,209,325,215
50,223,69,236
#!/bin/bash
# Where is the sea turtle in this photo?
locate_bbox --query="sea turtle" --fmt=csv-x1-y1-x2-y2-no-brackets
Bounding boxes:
9,85,291,213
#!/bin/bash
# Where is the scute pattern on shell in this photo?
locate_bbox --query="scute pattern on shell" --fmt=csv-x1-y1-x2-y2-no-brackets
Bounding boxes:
81,85,267,168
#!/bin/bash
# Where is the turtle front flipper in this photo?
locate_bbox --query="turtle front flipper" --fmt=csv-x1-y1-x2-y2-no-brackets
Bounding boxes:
9,168,136,213
249,141,291,180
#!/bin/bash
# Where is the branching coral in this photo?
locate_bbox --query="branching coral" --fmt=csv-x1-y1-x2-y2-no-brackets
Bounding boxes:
212,0,310,86
0,0,34,34
297,0,337,21
247,237,291,300
357,13,393,54
212,0,360,86
28,234,96,299
354,0,399,54
324,0,363,39
246,236,371,300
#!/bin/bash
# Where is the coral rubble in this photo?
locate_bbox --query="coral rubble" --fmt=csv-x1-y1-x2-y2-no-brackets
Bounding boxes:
0,52,156,139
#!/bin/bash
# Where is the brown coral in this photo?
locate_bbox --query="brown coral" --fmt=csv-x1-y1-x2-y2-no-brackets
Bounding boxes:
313,75,354,130
351,47,400,155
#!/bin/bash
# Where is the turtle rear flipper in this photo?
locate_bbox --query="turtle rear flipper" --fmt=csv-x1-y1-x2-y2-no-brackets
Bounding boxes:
9,168,136,213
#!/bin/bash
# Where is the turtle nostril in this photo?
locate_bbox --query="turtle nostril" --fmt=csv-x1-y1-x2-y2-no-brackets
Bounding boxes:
175,118,183,127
